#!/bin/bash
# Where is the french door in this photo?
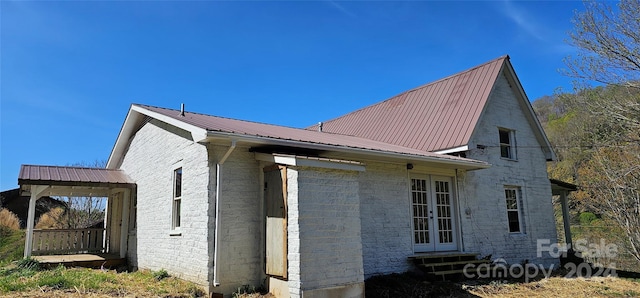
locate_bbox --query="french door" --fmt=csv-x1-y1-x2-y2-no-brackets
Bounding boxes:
411,175,457,252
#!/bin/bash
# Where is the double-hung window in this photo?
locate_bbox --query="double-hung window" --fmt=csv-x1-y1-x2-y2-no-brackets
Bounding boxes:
504,187,523,233
172,167,182,229
499,128,516,160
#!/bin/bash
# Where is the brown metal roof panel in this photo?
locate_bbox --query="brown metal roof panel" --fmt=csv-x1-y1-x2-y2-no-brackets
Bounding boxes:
19,165,134,186
457,60,503,146
446,63,493,149
315,56,508,152
429,76,465,150
391,90,422,147
415,75,457,151
440,67,486,149
136,105,486,165
417,74,458,150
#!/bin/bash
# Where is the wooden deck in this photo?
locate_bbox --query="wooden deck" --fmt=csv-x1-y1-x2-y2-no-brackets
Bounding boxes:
33,253,126,269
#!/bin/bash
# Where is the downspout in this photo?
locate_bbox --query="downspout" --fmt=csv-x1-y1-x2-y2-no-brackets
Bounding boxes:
213,140,236,287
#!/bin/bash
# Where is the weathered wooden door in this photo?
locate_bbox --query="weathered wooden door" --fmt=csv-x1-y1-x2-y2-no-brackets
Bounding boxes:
264,166,287,278
106,193,122,254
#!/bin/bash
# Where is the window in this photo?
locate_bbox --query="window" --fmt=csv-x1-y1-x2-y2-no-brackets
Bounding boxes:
499,129,516,159
505,187,522,233
172,167,182,229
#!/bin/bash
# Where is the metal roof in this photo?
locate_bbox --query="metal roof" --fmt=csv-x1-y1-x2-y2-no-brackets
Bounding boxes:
133,104,488,167
311,56,508,152
18,165,135,187
550,178,578,193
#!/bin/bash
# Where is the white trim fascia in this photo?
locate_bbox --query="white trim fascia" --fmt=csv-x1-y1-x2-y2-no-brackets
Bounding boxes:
434,145,469,155
502,60,556,161
131,105,208,142
107,108,137,169
107,105,208,169
255,153,366,172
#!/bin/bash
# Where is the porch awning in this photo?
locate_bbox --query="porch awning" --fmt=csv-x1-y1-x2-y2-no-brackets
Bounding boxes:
550,178,578,195
18,165,135,197
18,165,135,258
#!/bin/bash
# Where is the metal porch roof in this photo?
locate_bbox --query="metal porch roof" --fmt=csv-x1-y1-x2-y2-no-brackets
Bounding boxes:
18,165,135,188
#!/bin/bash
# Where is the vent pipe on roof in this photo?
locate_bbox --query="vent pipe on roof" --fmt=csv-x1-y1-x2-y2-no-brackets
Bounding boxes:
318,122,323,132
180,103,185,116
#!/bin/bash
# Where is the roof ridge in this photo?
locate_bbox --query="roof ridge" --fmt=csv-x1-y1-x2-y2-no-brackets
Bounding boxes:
133,103,372,138
134,103,308,130
313,55,509,128
20,164,121,171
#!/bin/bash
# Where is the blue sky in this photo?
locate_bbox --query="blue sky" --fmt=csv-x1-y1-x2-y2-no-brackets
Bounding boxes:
1,0,586,190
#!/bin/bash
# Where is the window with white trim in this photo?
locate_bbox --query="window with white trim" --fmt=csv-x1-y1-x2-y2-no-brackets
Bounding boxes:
172,167,182,229
504,187,523,233
499,128,516,159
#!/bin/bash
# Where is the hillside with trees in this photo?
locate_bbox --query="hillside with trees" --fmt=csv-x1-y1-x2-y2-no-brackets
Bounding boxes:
533,85,639,271
534,0,639,272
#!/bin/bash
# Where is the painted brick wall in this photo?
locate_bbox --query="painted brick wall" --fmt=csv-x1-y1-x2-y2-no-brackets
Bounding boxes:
461,73,559,267
119,119,211,287
287,167,364,297
207,144,263,295
358,162,414,277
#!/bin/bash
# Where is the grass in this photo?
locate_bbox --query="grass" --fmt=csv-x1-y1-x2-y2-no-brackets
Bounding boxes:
0,226,25,266
363,271,640,298
464,276,640,297
0,226,205,297
0,264,206,297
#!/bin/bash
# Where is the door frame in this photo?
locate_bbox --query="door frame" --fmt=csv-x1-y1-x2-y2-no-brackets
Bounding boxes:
409,173,460,253
263,165,288,279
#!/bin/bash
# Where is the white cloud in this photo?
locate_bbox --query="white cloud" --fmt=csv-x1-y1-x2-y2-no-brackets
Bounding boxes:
501,0,546,42
325,0,357,18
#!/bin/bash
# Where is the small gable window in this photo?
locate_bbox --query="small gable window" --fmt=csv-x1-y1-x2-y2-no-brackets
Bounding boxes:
172,167,182,229
499,128,516,160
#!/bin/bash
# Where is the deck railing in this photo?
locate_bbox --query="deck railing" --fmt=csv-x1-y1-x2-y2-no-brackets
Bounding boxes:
32,228,105,255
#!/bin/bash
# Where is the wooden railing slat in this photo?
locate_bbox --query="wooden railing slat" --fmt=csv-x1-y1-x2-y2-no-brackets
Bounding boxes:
31,229,106,255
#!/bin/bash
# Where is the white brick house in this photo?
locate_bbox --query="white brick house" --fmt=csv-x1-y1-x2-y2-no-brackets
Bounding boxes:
100,55,559,297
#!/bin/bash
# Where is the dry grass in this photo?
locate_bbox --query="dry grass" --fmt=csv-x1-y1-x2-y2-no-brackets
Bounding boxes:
363,272,640,298
35,208,66,229
465,276,640,297
0,209,20,230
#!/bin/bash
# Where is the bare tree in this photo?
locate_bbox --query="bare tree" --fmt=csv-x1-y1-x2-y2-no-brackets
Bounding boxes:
44,160,109,229
564,0,640,264
565,0,640,89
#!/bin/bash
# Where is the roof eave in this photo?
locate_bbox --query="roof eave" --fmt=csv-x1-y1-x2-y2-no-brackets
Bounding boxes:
205,131,490,171
18,179,136,189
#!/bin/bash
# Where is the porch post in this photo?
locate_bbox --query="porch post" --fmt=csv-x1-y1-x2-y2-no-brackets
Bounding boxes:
559,190,573,248
119,189,131,258
24,185,48,258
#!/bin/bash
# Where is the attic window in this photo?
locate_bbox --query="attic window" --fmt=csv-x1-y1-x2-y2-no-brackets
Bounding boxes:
499,128,516,160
